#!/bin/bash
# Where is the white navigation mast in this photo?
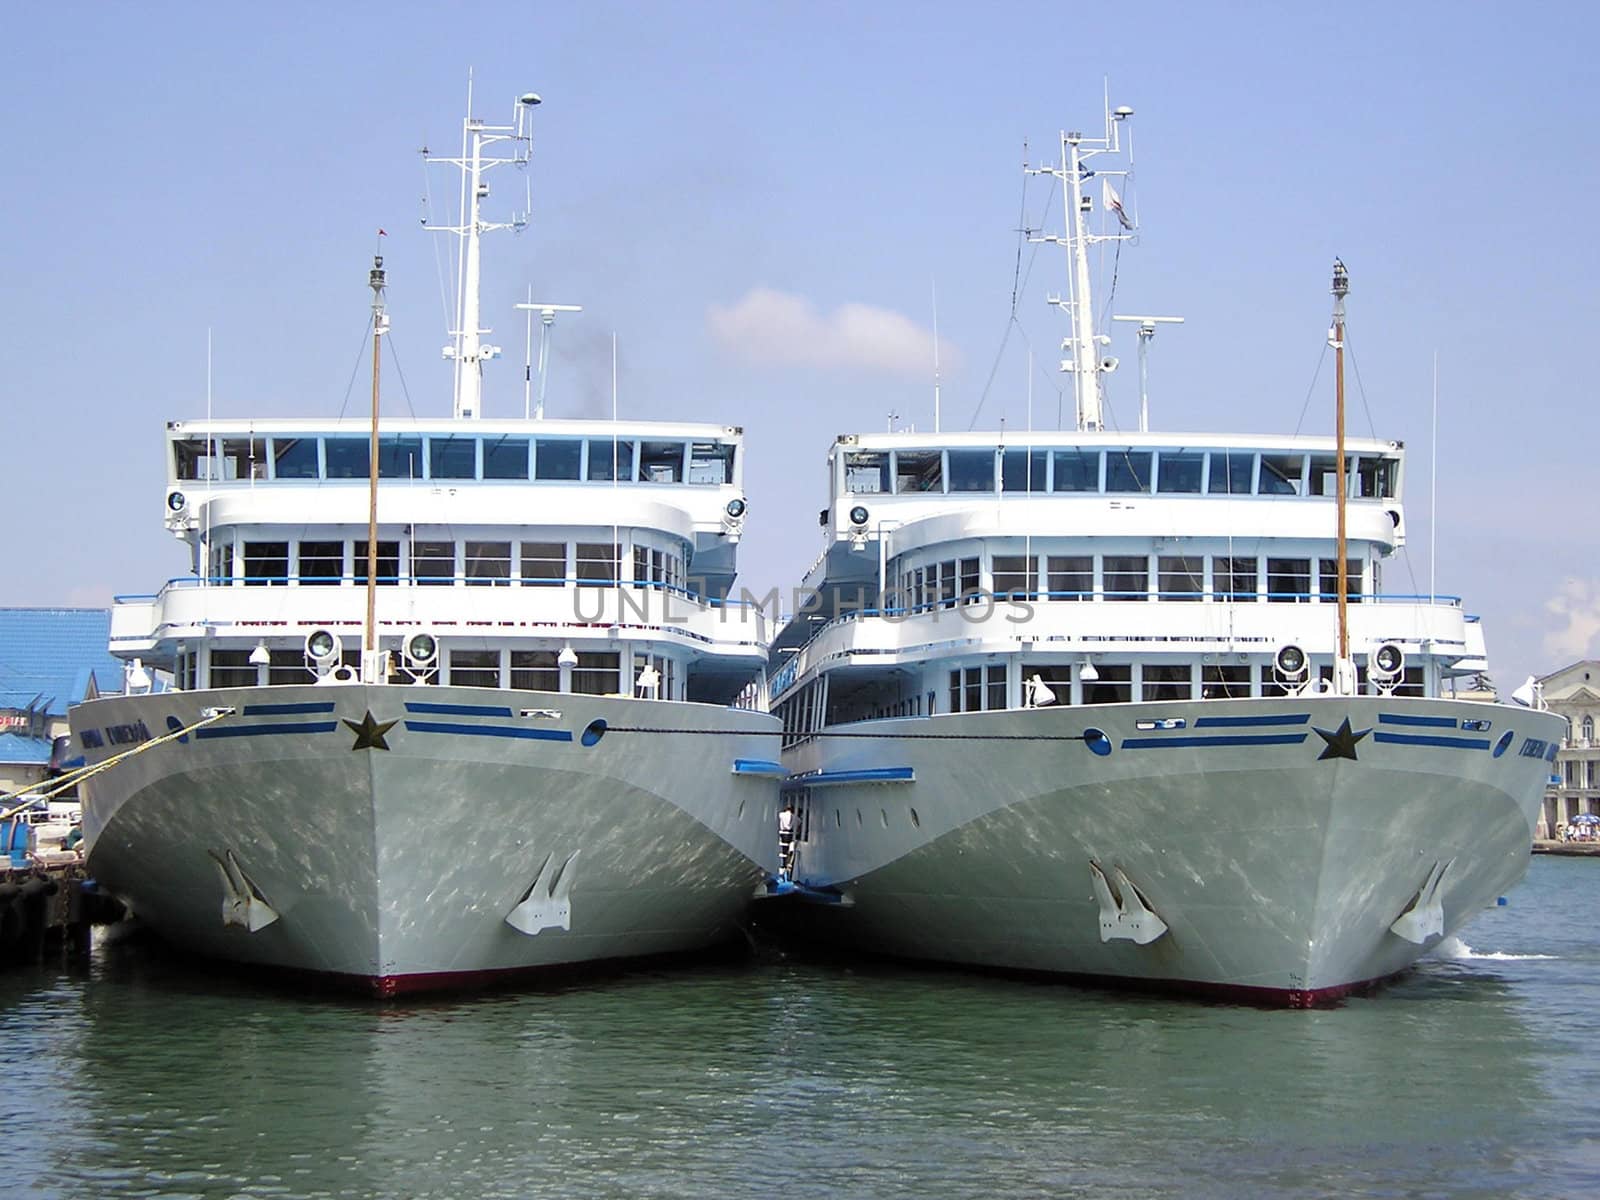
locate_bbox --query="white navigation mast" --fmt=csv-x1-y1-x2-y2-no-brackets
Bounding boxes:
424,81,542,420
1027,102,1136,431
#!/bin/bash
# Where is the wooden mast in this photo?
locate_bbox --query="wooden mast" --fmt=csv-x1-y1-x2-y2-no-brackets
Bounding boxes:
365,254,387,680
1332,259,1350,672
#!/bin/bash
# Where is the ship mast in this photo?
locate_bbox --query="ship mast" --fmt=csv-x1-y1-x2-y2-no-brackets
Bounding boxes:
1028,102,1136,431
364,254,388,684
1331,259,1352,684
425,85,542,420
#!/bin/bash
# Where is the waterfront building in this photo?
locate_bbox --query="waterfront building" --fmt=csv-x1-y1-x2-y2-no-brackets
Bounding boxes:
1539,660,1600,835
0,608,123,796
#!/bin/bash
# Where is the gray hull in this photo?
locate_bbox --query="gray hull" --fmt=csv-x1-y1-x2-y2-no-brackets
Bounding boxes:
73,685,781,993
781,696,1565,1003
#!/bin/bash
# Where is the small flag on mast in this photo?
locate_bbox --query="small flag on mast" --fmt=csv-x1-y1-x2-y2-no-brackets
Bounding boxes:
377,228,387,237
1102,180,1132,230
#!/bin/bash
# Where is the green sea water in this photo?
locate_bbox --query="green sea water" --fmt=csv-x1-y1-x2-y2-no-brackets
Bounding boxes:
4,855,1600,1199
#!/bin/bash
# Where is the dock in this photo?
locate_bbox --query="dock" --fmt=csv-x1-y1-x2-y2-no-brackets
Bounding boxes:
0,861,123,969
1532,840,1600,858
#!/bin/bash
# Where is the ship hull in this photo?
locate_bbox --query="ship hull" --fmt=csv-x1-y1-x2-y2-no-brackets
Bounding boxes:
72,685,780,995
778,696,1564,1005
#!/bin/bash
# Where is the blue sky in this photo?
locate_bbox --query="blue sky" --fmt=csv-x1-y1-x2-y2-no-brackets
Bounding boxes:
2,1,1595,691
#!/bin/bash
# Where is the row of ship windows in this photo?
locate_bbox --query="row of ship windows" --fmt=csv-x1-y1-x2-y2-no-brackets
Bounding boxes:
180,648,679,698
203,539,686,589
173,436,736,486
777,659,1425,742
894,554,1367,605
843,447,1398,499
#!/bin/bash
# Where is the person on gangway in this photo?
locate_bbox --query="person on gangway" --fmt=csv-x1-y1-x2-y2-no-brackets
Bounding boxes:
777,802,796,881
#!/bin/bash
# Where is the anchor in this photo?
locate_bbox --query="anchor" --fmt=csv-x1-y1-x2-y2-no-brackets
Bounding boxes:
1089,860,1168,945
1389,858,1453,945
209,849,279,932
506,850,578,936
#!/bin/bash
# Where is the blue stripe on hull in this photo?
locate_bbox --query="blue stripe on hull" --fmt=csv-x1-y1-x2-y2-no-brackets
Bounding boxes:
1373,731,1490,751
196,722,341,739
404,702,517,718
1120,733,1310,750
1377,713,1458,728
402,720,573,742
1193,714,1311,728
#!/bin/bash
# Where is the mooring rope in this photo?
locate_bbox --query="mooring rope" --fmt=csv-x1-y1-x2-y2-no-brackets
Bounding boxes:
0,708,235,821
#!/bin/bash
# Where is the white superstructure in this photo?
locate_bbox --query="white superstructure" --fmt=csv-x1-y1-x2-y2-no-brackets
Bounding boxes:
766,104,1563,1006
70,89,781,995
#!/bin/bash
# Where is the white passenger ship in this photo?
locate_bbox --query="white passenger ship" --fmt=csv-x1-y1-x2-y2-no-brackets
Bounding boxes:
767,105,1563,1005
70,92,780,995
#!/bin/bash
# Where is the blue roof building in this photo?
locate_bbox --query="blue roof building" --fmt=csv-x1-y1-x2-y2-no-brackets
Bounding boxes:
0,607,123,718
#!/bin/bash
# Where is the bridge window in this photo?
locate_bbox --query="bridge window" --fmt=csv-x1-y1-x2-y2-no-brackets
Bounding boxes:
483,437,529,480
1052,448,1100,492
1260,454,1304,496
218,438,268,481
947,449,995,493
640,441,685,483
1308,456,1350,497
430,436,476,479
272,437,320,480
1106,451,1151,493
535,439,581,480
844,450,889,494
688,442,735,484
1356,456,1397,499
1208,450,1254,495
377,437,423,478
1156,452,1203,494
587,439,635,482
894,450,943,493
1002,448,1048,493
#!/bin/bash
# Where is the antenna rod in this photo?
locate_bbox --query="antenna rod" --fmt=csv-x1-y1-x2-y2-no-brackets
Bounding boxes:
932,278,942,434
1062,130,1101,431
366,254,387,672
1331,259,1350,668
1112,314,1184,432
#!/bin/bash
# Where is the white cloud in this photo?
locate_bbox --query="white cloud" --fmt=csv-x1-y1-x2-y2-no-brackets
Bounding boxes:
1543,578,1600,663
707,288,957,378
